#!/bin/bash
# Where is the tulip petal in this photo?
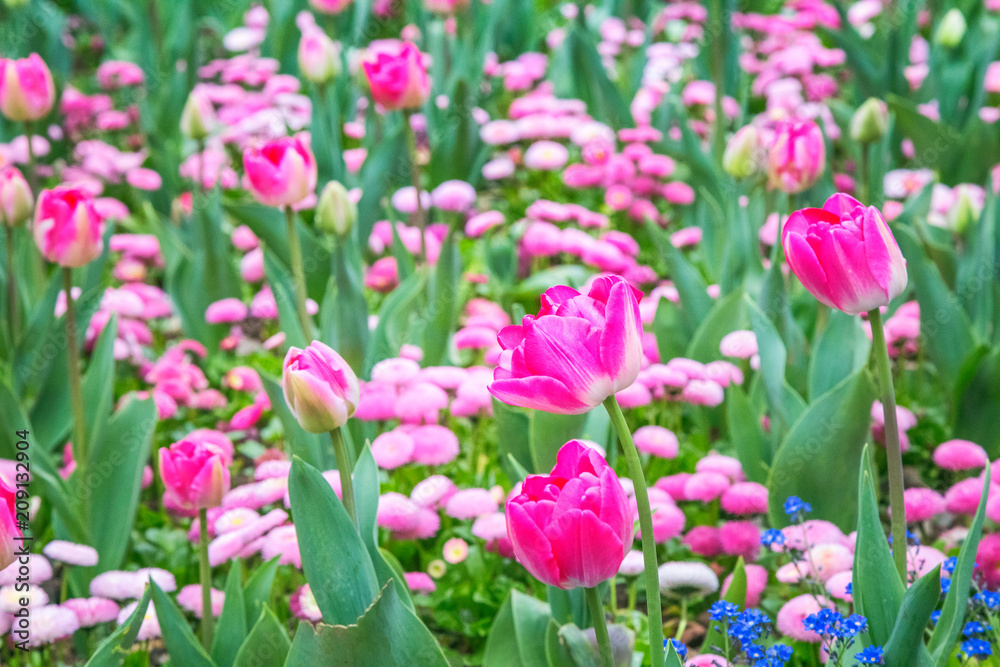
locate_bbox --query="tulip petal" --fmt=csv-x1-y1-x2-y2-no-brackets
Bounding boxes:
599,280,643,391
861,206,908,299
507,502,561,587
523,315,613,406
784,231,835,309
817,226,886,314
545,508,624,589
488,375,593,414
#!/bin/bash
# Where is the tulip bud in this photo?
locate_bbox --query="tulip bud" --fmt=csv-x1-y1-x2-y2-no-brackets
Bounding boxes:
242,135,318,208
316,180,357,236
158,439,231,511
0,54,55,122
945,184,984,234
934,9,966,48
362,42,430,111
282,341,360,433
0,167,33,227
298,27,341,85
850,98,889,144
180,89,213,140
722,125,762,179
767,120,825,194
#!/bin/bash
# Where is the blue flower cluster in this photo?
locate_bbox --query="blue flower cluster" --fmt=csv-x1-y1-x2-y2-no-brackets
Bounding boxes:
802,609,870,663
855,645,884,664
665,639,687,660
960,638,992,659
760,528,786,547
974,590,1000,610
709,604,792,667
783,496,811,520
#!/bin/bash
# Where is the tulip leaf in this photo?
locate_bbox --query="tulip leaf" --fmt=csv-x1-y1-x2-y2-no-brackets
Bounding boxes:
746,296,806,431
365,271,428,375
646,220,713,335
664,641,685,667
807,310,871,401
258,372,331,470
80,313,118,449
685,288,748,363
701,557,746,655
895,226,977,386
284,583,447,666
212,559,248,667
556,623,599,667
544,619,575,667
150,580,216,667
327,230,369,375
356,123,409,244
851,450,904,647
653,295,689,362
243,556,281,631
928,468,991,666
13,269,64,394
882,565,940,667
725,386,771,483
767,368,876,531
953,346,1000,458
263,248,307,349
85,584,153,667
422,227,462,367
483,592,520,667
512,590,556,667
354,444,414,610
233,606,290,667
289,457,380,626
550,26,629,127
492,399,590,475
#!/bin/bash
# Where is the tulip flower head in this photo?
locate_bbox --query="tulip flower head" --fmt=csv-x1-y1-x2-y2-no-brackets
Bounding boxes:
767,120,825,194
506,440,633,589
362,42,430,111
782,194,907,315
33,186,106,267
0,474,20,571
489,275,643,414
282,341,360,433
159,439,231,512
0,166,32,227
0,54,55,122
242,135,317,208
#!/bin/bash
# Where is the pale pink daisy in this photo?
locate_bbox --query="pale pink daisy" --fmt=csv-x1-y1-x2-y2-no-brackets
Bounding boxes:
62,597,120,627
444,488,498,519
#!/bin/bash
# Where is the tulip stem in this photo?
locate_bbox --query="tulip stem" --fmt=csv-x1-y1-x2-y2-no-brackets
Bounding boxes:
586,586,615,667
23,122,37,192
284,206,313,338
404,110,426,264
198,508,214,649
604,395,663,667
674,597,688,641
330,428,357,527
868,308,907,583
6,226,17,344
63,268,87,495
859,144,870,205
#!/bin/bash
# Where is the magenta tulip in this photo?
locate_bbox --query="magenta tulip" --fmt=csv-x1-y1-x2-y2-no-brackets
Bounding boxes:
0,474,20,571
242,135,317,208
309,0,353,13
362,42,430,111
767,120,825,194
506,440,633,589
159,439,230,511
32,186,106,267
488,275,643,414
782,194,908,315
0,54,55,122
282,341,360,433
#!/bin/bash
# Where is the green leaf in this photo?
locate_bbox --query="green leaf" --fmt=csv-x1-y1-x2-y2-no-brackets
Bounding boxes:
422,228,462,367
767,368,877,531
80,313,119,449
953,346,1000,458
150,580,215,667
883,566,940,667
746,296,806,430
483,591,519,667
558,623,600,667
851,451,905,647
492,399,590,475
544,619,576,667
288,457,379,626
263,249,307,349
212,560,248,667
243,557,280,631
85,585,153,667
928,468,991,665
511,590,555,667
807,311,871,400
702,557,746,653
664,640,685,667
685,289,748,362
551,26,629,127
258,372,329,470
895,226,977,386
284,583,447,667
353,444,413,609
653,296,688,362
328,231,369,374
365,271,428,374
233,606,290,667
725,386,770,483
647,220,713,335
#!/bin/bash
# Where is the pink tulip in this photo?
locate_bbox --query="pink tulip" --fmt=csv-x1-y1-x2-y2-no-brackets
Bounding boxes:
159,439,231,511
242,135,317,208
33,186,106,267
767,120,825,194
489,275,643,414
0,474,20,571
0,167,32,227
0,54,56,122
425,0,468,12
506,440,633,589
362,42,430,111
782,194,907,315
309,0,354,13
282,341,360,433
